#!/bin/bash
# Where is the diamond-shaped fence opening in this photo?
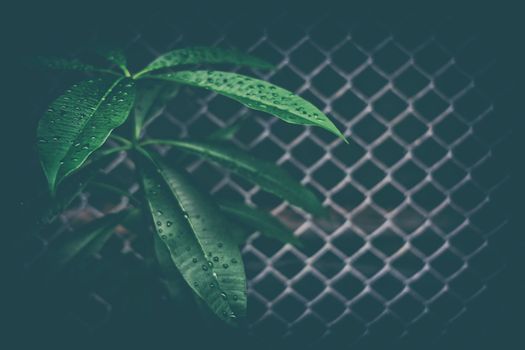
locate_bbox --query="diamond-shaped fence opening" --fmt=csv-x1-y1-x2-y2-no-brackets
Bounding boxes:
30,10,515,348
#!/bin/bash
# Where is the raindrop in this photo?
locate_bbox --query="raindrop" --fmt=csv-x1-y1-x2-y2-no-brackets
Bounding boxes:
161,235,167,240
213,256,219,262
192,258,198,263
157,210,163,216
209,283,215,288
231,258,238,264
201,265,208,271
217,242,223,248
222,264,229,269
156,221,162,226
166,221,172,227
220,292,227,300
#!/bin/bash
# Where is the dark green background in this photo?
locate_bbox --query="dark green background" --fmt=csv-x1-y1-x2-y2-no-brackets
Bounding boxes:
2,1,524,349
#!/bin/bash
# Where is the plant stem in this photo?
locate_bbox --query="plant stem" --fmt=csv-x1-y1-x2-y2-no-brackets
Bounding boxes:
96,145,133,158
132,69,147,79
140,139,181,147
109,134,133,146
140,139,193,165
89,181,141,206
97,69,125,77
74,145,132,174
122,66,132,78
134,144,151,159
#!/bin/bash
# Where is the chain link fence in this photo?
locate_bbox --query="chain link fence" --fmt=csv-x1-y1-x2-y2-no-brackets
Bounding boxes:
25,9,513,349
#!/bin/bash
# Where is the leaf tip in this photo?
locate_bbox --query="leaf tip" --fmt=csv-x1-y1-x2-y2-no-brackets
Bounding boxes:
290,236,305,249
257,60,276,70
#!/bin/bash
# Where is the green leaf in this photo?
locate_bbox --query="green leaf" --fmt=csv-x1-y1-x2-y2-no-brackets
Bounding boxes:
37,76,136,194
37,211,128,276
31,56,98,72
30,56,118,75
23,143,132,239
207,118,246,142
97,48,128,74
47,144,133,216
47,166,100,218
142,139,325,215
153,233,189,303
133,81,180,139
136,47,273,76
219,200,302,247
146,70,346,141
137,149,246,325
38,166,100,225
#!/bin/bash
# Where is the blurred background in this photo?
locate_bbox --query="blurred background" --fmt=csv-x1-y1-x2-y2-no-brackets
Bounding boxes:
3,1,524,349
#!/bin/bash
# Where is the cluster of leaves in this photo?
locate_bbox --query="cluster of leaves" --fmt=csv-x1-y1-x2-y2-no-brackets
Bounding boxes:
33,46,345,326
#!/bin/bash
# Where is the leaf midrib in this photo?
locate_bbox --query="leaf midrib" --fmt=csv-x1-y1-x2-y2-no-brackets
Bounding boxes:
140,150,236,311
55,77,124,186
148,73,322,127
